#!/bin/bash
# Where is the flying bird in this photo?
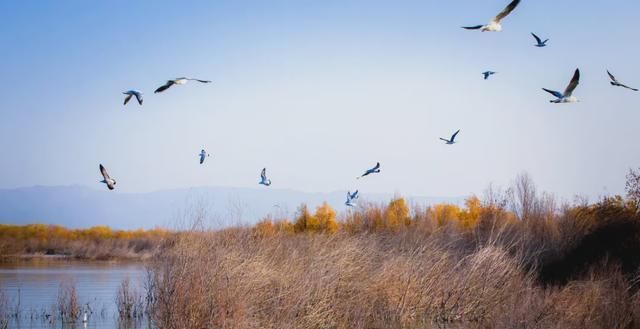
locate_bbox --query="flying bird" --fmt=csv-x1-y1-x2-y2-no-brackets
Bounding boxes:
345,190,359,207
483,71,497,80
462,0,521,32
123,90,143,106
607,70,638,91
99,164,116,190
543,69,581,103
440,130,461,145
357,162,381,179
198,149,210,164
259,168,272,186
531,33,549,47
154,77,212,93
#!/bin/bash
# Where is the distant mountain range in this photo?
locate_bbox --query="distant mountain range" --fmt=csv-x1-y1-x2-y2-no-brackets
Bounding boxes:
0,186,465,229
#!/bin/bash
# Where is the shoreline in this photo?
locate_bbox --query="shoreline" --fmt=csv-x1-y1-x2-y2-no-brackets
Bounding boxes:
0,253,151,264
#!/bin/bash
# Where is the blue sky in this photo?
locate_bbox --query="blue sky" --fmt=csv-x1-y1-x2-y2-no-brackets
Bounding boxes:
0,0,639,200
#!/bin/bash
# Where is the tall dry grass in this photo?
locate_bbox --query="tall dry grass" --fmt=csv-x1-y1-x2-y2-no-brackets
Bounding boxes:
147,229,640,328
57,279,80,323
116,278,145,320
145,173,640,329
0,288,8,329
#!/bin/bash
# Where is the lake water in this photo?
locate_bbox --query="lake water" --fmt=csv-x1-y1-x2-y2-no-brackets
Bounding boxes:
0,260,148,329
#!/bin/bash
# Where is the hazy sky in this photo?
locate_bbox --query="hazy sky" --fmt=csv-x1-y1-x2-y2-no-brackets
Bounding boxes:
1,0,639,199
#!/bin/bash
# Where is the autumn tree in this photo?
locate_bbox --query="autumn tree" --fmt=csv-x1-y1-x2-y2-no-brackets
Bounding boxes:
428,204,462,227
459,196,481,229
314,202,339,233
292,203,338,233
384,198,411,231
294,204,314,233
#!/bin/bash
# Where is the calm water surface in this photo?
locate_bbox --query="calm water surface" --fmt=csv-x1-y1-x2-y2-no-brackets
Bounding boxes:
0,260,148,329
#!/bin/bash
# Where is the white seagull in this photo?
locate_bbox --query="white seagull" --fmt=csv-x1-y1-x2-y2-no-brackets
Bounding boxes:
543,69,581,103
99,164,116,190
462,0,521,32
531,33,549,47
440,130,461,145
607,70,638,91
198,149,210,164
483,71,497,80
357,162,381,179
154,77,212,93
123,90,143,106
259,168,272,186
345,190,359,207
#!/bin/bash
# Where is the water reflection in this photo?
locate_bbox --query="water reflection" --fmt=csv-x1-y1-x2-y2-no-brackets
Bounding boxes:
0,260,148,329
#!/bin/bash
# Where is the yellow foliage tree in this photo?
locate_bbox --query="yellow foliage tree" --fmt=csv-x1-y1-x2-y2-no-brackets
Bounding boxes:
294,204,314,233
314,202,339,233
384,198,411,231
429,204,462,227
459,196,482,229
293,203,338,233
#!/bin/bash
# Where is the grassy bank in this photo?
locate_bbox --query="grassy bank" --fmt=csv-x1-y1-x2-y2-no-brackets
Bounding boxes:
2,172,640,328
0,224,170,260
144,173,640,329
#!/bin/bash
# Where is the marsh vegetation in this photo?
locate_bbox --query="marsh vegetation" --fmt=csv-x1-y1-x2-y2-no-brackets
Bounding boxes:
2,171,640,328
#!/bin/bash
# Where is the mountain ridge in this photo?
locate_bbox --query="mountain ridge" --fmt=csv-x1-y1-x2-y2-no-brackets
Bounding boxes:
0,185,465,229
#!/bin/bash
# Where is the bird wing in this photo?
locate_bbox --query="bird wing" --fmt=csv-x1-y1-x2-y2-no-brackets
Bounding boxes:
100,164,110,181
134,92,143,105
493,0,521,23
188,79,212,83
261,168,267,180
607,70,617,82
621,84,639,91
440,137,450,142
123,94,132,105
531,32,542,44
154,80,175,93
563,69,580,97
542,88,563,98
373,162,380,170
451,129,460,141
462,25,483,30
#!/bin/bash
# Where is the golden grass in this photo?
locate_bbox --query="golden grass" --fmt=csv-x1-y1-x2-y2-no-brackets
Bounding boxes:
145,177,640,329
145,226,640,329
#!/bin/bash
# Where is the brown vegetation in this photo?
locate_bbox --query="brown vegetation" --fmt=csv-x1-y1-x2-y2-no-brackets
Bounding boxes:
2,172,639,328
116,278,145,319
0,225,170,260
144,173,640,329
57,279,80,323
0,289,8,329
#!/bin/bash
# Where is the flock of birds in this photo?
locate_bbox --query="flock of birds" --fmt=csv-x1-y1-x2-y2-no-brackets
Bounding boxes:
99,0,637,209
